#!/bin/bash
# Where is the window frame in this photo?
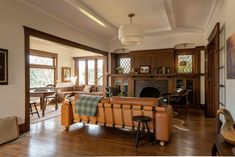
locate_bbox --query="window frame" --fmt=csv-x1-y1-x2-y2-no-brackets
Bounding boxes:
74,56,103,86
175,49,196,74
30,49,58,88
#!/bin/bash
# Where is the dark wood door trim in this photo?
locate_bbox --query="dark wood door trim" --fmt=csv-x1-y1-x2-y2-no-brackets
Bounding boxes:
21,26,108,134
205,23,220,118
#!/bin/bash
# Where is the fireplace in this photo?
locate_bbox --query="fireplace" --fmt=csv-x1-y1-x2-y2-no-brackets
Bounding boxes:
139,87,160,98
135,80,168,97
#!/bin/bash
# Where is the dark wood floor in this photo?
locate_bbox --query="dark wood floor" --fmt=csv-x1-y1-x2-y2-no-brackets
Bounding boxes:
0,109,216,156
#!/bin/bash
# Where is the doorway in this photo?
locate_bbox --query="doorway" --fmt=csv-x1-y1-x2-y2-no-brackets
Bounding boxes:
21,26,108,134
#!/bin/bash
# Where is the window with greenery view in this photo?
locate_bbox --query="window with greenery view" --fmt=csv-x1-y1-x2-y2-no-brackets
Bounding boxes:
88,60,95,85
97,60,103,85
78,60,86,85
30,51,57,88
76,58,103,86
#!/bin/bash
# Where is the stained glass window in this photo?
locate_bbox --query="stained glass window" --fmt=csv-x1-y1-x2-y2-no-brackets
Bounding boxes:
177,55,193,73
120,58,131,74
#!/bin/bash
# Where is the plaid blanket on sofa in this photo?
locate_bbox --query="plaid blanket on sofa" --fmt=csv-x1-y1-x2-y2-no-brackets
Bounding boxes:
75,95,102,116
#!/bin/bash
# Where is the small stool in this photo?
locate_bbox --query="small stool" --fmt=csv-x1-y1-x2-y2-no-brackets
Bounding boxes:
30,101,40,118
132,115,154,148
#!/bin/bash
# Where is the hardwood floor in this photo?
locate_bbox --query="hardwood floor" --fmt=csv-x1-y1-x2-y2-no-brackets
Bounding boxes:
0,109,216,156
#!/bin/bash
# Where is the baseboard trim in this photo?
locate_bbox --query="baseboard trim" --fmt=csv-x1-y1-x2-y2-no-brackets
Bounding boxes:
19,123,28,135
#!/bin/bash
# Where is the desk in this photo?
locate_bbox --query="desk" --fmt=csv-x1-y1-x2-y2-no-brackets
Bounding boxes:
30,90,58,117
211,133,235,156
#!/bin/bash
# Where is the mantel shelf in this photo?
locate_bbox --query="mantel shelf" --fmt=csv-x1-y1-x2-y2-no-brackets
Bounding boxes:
108,73,204,77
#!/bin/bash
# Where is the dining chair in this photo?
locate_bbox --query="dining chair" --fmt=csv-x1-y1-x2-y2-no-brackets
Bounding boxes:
45,84,58,110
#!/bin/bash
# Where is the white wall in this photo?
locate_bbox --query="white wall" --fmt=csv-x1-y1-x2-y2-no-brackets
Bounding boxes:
205,0,235,119
0,0,107,124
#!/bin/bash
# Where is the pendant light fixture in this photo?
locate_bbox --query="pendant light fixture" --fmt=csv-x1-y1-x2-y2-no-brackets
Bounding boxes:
118,13,144,45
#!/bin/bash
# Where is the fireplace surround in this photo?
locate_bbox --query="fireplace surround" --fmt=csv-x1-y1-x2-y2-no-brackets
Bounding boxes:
135,80,168,97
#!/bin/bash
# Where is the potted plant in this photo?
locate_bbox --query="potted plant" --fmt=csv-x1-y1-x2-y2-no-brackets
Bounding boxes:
116,66,124,74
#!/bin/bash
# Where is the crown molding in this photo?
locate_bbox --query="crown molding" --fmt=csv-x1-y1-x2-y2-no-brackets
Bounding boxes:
65,0,118,33
15,0,109,43
164,0,176,30
204,0,219,32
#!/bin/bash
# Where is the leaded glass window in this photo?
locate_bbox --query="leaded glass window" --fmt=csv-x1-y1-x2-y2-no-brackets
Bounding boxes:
120,58,131,74
177,55,193,73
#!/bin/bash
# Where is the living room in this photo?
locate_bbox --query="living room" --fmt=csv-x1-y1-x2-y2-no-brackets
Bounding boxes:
1,0,235,156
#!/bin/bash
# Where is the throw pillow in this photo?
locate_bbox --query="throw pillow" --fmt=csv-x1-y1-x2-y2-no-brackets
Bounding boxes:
83,85,91,93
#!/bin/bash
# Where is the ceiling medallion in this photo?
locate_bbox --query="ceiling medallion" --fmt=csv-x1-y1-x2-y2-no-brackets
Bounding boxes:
118,13,144,45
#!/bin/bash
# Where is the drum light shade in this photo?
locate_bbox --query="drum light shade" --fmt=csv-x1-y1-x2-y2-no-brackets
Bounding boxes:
118,13,144,45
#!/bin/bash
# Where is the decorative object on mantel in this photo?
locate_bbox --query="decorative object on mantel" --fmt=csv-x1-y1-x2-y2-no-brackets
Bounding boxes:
227,32,235,79
217,108,235,145
116,66,124,74
162,67,166,74
139,65,150,74
118,13,144,45
166,67,171,74
0,48,8,85
157,67,162,74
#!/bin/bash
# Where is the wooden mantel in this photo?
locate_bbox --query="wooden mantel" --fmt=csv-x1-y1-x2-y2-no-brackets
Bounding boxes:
108,73,204,78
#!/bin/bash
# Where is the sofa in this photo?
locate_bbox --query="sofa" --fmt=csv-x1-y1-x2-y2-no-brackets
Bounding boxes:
57,85,103,102
61,96,173,145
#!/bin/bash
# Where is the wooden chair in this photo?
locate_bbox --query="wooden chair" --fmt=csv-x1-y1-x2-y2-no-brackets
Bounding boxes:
29,98,40,118
169,89,189,113
45,84,58,110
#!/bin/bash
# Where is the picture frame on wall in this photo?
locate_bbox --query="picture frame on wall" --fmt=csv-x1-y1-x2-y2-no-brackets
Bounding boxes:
139,65,150,74
62,67,71,82
0,48,8,85
227,32,235,79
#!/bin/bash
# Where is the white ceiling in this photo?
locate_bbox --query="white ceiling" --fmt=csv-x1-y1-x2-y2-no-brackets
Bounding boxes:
17,0,218,40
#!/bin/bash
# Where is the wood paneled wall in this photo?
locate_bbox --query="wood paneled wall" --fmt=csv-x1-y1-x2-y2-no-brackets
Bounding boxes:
130,49,175,73
110,47,205,109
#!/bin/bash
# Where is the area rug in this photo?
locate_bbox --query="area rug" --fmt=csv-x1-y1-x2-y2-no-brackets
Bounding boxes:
30,104,61,124
173,118,190,131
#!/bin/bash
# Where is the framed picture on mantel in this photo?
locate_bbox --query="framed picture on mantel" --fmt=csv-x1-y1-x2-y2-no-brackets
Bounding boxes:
0,48,8,85
139,65,150,74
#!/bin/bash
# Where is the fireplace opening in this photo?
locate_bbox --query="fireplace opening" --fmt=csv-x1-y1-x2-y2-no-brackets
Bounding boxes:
139,87,160,98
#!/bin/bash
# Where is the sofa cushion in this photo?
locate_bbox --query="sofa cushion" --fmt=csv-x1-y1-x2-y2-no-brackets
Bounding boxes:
83,85,91,93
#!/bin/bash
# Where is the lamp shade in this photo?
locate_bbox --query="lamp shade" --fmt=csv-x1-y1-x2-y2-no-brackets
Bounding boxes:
118,24,144,45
